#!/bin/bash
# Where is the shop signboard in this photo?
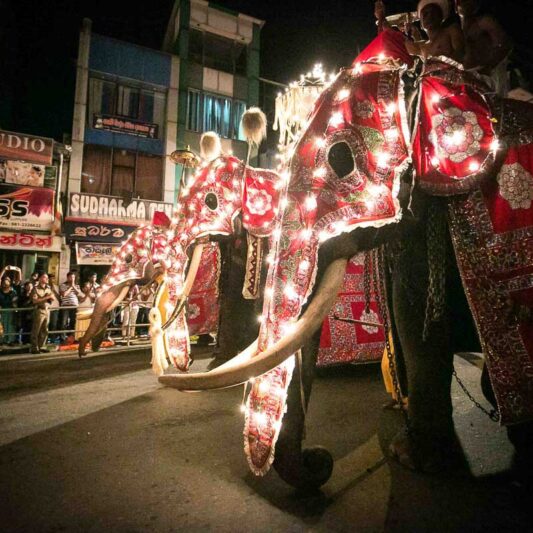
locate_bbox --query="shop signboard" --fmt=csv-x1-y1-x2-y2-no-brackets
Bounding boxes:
0,129,54,166
0,231,62,252
63,220,136,243
75,242,121,265
67,192,173,226
0,159,57,189
0,184,55,232
93,114,159,139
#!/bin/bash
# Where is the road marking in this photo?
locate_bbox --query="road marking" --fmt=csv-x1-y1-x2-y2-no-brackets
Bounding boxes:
0,369,161,447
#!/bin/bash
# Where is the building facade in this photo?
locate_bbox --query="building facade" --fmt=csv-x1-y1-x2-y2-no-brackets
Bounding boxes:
0,128,67,281
66,2,264,280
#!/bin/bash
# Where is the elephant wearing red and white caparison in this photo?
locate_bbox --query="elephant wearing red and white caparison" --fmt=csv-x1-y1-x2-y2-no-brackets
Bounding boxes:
159,29,533,490
80,121,284,372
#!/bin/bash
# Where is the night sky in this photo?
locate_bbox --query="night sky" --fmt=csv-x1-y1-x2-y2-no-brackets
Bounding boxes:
4,0,532,141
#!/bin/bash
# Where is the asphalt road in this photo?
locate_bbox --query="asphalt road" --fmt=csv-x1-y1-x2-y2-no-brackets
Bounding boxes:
0,347,531,532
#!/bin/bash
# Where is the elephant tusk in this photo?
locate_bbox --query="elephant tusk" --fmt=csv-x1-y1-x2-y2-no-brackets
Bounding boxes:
162,243,205,331
158,258,348,391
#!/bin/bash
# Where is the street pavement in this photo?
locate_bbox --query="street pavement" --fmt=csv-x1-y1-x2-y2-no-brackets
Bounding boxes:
0,347,531,532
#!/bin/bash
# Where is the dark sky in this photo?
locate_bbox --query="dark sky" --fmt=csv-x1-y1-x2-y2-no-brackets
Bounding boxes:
5,0,532,141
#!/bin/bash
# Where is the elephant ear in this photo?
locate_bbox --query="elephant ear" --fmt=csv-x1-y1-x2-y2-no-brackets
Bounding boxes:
242,167,282,237
413,59,501,196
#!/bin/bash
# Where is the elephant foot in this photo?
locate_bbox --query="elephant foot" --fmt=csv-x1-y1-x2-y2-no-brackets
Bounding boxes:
301,447,334,488
389,428,464,474
273,445,333,492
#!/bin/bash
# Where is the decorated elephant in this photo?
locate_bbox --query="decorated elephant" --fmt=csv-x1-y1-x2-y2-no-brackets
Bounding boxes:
159,30,533,490
79,114,283,369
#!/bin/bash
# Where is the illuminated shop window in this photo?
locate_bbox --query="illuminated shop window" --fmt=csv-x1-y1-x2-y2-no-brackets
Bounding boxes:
186,89,246,141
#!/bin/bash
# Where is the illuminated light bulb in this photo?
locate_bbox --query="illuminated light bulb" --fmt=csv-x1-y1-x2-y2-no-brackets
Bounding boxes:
450,130,465,146
258,380,270,394
431,95,440,104
280,198,289,209
353,63,363,75
249,377,255,384
281,170,291,182
273,228,282,239
196,192,202,199
469,161,480,172
255,412,268,426
257,315,265,324
376,152,391,167
262,221,269,228
273,420,282,432
378,53,385,61
284,284,298,300
431,157,440,167
244,214,250,221
301,228,313,240
313,167,327,178
385,128,399,141
265,287,274,298
315,138,326,149
386,103,397,114
232,179,239,187
490,139,500,151
299,259,310,271
319,230,330,242
305,195,317,210
240,404,246,413
329,112,344,127
337,88,350,101
334,220,347,232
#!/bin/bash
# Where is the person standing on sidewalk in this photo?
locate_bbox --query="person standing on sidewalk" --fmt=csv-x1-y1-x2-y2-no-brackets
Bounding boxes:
30,273,53,354
59,271,82,341
47,273,61,342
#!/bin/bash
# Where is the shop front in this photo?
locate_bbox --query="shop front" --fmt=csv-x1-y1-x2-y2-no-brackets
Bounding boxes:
64,192,173,283
0,129,59,280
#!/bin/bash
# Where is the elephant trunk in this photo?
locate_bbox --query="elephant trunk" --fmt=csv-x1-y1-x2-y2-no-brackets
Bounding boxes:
273,329,333,490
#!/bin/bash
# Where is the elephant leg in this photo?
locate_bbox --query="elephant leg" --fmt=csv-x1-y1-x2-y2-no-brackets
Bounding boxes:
389,219,460,472
273,328,333,491
211,238,259,367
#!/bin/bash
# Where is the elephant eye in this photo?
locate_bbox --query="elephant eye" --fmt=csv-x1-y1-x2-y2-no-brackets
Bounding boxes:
124,253,133,264
328,141,355,179
205,192,218,211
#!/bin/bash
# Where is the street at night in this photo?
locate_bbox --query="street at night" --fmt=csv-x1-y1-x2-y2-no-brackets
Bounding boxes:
1,0,533,530
1,347,531,532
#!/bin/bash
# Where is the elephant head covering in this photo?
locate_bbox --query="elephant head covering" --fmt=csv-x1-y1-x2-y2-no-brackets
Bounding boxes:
418,0,449,21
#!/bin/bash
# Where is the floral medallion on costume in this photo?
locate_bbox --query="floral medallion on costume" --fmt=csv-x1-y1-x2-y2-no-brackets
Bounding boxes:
246,187,273,216
360,308,380,334
497,162,533,210
430,106,483,164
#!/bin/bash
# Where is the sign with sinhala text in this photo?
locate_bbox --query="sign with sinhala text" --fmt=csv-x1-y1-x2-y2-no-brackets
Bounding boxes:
0,232,62,251
64,220,135,243
67,193,173,226
93,114,159,139
0,129,54,166
76,242,121,265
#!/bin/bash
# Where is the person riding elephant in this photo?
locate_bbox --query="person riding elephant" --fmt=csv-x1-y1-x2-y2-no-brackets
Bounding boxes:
159,29,533,490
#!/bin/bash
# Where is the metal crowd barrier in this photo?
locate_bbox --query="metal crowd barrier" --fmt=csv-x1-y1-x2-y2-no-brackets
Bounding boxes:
0,302,153,352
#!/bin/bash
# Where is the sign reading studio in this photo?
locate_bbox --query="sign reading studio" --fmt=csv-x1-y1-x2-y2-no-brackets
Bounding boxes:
0,129,54,166
67,193,173,225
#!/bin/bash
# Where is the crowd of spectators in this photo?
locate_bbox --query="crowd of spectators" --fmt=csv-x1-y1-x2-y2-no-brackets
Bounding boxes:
0,266,153,353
